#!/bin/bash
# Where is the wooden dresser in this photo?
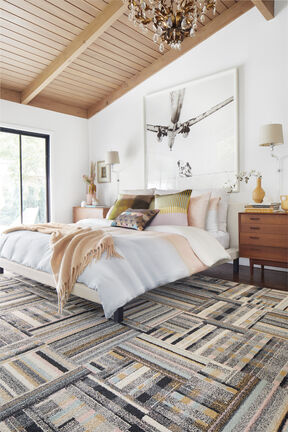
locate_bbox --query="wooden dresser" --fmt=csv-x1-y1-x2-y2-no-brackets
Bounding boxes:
73,206,110,223
239,212,288,274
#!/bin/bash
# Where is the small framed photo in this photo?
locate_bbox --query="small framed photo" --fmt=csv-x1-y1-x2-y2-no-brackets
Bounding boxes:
97,160,111,183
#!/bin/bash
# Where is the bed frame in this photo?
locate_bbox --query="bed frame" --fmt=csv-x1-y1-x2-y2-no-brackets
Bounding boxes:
0,258,124,323
0,203,241,324
0,249,238,324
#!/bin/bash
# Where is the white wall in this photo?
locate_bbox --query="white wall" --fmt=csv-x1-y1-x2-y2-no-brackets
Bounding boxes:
1,2,287,232
0,100,89,223
88,1,288,208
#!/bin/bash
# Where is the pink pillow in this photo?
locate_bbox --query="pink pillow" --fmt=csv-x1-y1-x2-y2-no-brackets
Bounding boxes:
187,193,211,229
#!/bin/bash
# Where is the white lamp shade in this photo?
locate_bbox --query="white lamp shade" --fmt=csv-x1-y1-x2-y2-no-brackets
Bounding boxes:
106,151,120,165
259,124,284,147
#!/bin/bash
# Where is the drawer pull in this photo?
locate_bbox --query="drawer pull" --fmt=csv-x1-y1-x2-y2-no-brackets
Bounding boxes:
250,236,259,240
250,217,260,221
250,227,260,230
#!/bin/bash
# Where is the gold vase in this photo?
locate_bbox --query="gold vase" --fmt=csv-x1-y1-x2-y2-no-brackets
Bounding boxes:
252,177,265,203
88,183,96,195
280,195,288,212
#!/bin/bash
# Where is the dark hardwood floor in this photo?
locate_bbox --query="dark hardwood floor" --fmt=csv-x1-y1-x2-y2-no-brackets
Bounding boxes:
200,264,288,292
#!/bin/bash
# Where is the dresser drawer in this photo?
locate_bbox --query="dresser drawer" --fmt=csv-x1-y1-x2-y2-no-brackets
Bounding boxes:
240,224,288,235
240,233,288,248
239,246,288,262
240,214,287,225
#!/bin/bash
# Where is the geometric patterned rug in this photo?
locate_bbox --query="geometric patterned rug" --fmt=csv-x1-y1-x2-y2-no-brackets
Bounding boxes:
0,273,287,431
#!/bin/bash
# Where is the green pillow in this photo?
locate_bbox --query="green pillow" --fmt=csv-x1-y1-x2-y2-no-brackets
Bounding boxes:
107,194,154,220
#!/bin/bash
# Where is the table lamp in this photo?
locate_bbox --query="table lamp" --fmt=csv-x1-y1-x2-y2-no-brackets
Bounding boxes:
106,151,120,194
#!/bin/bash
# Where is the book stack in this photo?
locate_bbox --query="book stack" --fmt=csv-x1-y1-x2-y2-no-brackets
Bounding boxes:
244,203,280,213
84,205,104,208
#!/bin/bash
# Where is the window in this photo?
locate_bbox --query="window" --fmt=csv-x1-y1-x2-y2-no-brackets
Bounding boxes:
0,128,50,230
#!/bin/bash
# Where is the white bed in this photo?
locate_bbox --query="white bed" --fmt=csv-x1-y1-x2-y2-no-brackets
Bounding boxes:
0,233,235,321
0,203,240,322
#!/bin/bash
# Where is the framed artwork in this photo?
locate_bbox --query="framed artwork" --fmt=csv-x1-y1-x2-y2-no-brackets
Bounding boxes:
144,68,239,191
97,160,111,183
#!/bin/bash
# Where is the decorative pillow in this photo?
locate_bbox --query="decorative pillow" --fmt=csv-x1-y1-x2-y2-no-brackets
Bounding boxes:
149,197,155,210
120,189,155,195
154,188,188,195
191,189,229,232
111,209,159,231
106,194,154,220
187,192,211,229
206,197,221,232
150,190,192,226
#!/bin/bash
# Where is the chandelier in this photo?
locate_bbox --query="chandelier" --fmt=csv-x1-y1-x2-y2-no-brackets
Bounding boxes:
125,0,216,52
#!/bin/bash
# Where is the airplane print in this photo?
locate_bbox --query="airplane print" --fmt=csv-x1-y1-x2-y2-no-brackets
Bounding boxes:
146,88,234,151
144,69,238,191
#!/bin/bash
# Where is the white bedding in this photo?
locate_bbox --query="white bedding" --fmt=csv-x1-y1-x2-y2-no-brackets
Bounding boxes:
76,219,231,249
0,221,230,318
209,231,230,249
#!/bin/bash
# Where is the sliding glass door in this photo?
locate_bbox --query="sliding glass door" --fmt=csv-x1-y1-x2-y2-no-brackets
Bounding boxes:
0,128,50,230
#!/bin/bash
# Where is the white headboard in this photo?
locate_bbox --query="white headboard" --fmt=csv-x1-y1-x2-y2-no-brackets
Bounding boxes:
227,202,243,249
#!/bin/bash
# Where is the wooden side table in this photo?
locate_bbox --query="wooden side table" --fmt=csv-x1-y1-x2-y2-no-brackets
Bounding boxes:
73,206,110,223
238,212,288,275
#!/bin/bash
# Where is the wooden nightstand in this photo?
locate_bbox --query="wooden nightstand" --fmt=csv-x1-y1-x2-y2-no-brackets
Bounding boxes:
73,206,110,223
239,212,288,274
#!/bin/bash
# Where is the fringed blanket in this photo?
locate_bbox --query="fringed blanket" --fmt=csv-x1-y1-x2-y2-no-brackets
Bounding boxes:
1,223,231,318
3,224,122,312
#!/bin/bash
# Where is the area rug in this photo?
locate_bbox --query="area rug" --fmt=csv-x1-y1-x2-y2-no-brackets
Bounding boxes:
0,273,287,431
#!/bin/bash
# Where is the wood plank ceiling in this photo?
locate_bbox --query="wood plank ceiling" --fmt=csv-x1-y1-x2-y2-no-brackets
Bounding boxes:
0,0,273,118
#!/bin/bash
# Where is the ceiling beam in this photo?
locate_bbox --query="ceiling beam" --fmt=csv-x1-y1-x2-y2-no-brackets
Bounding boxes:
88,1,253,118
30,96,88,118
21,0,126,105
250,0,274,20
0,88,21,103
1,88,88,118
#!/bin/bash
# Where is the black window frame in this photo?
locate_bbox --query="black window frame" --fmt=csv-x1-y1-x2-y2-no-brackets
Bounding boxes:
0,127,50,223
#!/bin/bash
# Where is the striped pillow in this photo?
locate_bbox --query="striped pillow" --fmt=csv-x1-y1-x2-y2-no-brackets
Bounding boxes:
106,194,154,220
150,190,192,226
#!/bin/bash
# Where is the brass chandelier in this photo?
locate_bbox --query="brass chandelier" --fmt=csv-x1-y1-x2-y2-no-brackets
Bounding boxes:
125,0,216,52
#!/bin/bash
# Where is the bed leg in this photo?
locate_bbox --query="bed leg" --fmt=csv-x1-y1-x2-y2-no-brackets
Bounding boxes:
233,258,239,274
113,307,123,323
0,267,3,274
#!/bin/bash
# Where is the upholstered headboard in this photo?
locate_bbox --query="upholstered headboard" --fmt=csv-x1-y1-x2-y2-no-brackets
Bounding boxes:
227,202,243,249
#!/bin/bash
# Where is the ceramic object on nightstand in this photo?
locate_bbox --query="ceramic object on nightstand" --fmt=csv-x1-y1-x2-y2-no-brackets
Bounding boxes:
86,183,97,205
280,195,288,212
252,177,265,203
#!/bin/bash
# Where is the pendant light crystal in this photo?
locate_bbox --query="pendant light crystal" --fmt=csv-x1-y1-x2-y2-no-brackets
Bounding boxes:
124,0,216,52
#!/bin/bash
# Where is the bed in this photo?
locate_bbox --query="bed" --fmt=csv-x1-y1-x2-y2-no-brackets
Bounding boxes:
0,187,241,322
0,222,237,323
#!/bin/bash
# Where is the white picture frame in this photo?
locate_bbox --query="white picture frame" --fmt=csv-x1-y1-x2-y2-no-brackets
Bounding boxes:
144,68,239,191
97,160,111,183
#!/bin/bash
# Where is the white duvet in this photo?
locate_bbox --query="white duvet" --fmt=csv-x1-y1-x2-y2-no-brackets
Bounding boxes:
0,220,230,318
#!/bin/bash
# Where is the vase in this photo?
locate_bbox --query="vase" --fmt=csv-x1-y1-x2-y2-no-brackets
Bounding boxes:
280,195,288,212
86,193,93,205
252,177,265,203
88,183,96,198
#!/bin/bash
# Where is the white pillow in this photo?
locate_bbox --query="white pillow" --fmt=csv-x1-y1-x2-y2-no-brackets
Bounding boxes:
75,219,112,227
191,189,229,232
120,188,155,195
205,197,221,232
154,188,188,195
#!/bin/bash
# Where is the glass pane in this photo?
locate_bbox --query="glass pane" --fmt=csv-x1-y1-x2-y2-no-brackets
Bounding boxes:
22,135,47,224
0,132,21,231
